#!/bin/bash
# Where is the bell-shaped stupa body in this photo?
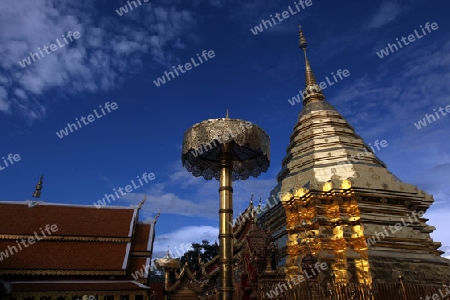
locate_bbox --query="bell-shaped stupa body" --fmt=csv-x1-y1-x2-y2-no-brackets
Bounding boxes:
258,27,450,292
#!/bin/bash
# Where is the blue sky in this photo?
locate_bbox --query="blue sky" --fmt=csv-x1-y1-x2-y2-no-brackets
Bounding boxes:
0,0,449,259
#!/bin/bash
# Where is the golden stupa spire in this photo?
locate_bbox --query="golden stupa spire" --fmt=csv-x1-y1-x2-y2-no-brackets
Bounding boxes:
32,175,44,198
298,26,325,105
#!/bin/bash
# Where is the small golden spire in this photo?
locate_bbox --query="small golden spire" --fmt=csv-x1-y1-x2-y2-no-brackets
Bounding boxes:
32,175,44,198
255,197,263,222
298,25,325,105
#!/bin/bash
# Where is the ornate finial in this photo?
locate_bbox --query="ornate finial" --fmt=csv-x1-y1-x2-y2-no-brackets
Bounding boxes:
249,194,256,220
138,194,147,209
254,197,263,223
226,108,229,119
167,246,171,258
298,26,325,105
298,25,307,49
32,175,44,198
154,209,161,223
256,197,262,212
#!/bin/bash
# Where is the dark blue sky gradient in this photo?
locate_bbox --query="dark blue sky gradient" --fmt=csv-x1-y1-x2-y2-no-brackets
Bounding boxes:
0,0,449,258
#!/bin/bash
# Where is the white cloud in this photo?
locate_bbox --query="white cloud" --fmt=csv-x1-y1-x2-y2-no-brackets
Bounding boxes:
0,0,199,121
142,187,218,219
367,1,403,29
318,36,450,259
0,87,10,113
426,208,450,258
13,89,28,100
332,38,450,137
413,163,450,259
116,161,276,220
152,225,218,259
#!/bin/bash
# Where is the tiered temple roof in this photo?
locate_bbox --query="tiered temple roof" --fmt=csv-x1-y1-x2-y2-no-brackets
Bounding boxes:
0,200,157,299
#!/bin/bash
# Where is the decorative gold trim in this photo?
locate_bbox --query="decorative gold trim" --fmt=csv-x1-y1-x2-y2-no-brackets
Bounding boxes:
0,234,132,243
131,251,153,257
166,262,203,293
0,269,126,276
6,290,149,300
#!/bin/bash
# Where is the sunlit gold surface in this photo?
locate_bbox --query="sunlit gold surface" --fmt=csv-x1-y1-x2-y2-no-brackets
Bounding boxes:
182,118,270,181
298,26,325,105
155,251,181,292
218,142,234,300
182,117,270,300
256,27,450,300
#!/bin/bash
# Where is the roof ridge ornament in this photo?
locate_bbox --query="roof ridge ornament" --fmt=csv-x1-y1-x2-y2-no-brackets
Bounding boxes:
27,199,43,208
32,175,44,199
29,175,44,208
138,194,147,210
254,197,263,223
154,208,161,223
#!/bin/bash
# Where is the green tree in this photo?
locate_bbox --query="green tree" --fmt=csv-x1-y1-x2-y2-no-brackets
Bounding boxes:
180,240,219,278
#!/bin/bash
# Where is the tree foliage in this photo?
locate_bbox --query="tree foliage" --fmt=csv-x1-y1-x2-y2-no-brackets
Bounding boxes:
179,240,219,278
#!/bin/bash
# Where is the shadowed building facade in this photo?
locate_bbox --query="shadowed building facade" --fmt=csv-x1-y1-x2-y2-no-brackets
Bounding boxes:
155,199,285,300
257,28,450,299
0,200,158,300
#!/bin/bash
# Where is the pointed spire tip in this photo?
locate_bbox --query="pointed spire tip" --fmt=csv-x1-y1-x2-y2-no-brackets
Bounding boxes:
297,26,326,105
298,25,307,49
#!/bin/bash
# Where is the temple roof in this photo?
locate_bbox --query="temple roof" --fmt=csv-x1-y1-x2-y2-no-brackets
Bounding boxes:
0,201,136,237
0,241,130,272
0,201,155,277
131,222,155,252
